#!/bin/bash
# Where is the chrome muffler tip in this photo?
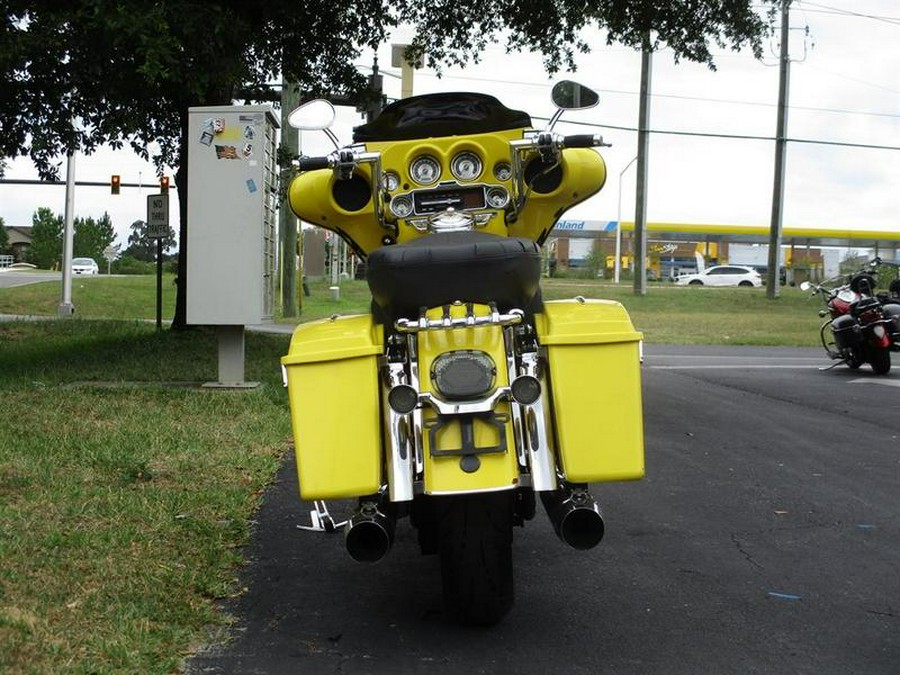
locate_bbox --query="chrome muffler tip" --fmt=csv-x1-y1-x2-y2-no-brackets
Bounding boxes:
344,503,395,563
541,487,605,550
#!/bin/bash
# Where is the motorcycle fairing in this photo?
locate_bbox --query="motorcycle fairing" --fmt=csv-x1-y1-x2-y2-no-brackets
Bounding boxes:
288,134,608,254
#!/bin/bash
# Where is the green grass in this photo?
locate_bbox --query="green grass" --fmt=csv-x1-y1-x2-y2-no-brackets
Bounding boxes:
0,272,826,673
0,320,291,674
1,274,825,346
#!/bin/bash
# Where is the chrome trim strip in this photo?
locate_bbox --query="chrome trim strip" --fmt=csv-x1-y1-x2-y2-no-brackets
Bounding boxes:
383,359,415,503
395,308,523,334
519,351,558,492
418,387,511,416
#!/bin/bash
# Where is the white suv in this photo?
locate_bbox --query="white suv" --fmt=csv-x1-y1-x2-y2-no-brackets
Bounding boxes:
675,265,762,287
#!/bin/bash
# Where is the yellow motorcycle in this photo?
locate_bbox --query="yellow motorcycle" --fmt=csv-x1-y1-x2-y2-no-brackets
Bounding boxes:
281,81,644,625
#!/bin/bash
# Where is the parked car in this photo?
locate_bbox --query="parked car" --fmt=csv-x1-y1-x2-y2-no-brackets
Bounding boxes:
72,257,99,275
674,265,762,287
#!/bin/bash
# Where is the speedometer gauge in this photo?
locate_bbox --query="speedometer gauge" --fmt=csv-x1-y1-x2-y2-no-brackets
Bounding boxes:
410,156,441,185
450,152,482,181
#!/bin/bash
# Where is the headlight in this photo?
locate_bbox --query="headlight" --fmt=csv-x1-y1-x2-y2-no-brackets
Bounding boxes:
450,151,482,181
431,350,496,401
410,155,441,185
391,195,413,218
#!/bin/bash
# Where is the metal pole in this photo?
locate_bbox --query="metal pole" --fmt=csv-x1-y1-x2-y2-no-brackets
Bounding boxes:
156,238,163,331
616,156,638,284
58,151,76,316
767,0,791,299
280,78,300,316
633,37,653,297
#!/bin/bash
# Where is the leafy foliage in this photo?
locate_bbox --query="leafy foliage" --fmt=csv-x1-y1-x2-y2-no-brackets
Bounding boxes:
124,219,176,262
27,207,63,269
21,208,116,268
396,1,776,75
2,1,774,322
74,212,115,262
1,1,393,179
0,215,8,253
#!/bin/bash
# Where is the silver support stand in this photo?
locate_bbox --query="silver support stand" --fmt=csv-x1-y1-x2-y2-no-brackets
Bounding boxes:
203,325,259,389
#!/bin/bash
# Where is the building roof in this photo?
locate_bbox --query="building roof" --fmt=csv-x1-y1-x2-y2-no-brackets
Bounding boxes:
554,219,900,253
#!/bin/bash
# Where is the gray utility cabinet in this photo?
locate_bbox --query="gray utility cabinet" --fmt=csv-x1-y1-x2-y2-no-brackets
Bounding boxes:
186,105,279,325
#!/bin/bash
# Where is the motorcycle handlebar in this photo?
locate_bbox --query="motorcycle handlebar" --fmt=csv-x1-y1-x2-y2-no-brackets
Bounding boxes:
297,156,331,171
562,134,605,148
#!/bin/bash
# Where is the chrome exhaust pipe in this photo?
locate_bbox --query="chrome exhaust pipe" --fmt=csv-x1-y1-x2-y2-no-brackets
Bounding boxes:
541,487,605,550
344,502,395,563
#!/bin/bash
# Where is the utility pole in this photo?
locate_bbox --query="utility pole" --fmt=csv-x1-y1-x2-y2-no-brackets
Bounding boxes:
58,150,76,316
767,0,792,299
633,35,653,296
280,78,300,316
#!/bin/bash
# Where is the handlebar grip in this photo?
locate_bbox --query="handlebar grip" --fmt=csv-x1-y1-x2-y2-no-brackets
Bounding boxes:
297,156,331,171
562,134,601,148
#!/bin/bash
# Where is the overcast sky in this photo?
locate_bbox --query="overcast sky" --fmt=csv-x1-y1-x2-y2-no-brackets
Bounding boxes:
2,0,897,249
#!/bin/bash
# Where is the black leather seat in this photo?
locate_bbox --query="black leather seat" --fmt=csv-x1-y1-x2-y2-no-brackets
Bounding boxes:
366,231,542,321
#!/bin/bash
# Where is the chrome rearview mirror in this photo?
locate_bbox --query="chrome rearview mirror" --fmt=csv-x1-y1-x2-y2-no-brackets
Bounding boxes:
288,99,336,130
800,281,812,291
551,80,600,111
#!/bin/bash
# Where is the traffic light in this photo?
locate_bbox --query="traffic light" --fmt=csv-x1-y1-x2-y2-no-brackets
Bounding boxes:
160,176,170,193
111,174,121,195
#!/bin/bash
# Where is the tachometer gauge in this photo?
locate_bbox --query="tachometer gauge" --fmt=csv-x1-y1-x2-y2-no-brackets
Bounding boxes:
410,156,441,185
450,152,482,181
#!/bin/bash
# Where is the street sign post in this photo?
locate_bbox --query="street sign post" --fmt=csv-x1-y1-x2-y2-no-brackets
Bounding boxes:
146,193,170,330
147,194,169,238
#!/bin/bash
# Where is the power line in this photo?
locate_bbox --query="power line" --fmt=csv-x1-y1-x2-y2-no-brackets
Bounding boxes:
534,115,900,150
410,70,898,120
797,1,900,25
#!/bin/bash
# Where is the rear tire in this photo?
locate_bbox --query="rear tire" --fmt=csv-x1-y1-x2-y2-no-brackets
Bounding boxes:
689,280,703,286
436,492,515,626
869,347,891,375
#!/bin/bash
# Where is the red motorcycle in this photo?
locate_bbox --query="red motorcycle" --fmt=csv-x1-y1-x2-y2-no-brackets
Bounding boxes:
801,259,900,375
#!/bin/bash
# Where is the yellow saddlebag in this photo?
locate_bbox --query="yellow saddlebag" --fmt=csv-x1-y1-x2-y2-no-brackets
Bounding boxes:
534,299,645,483
281,314,384,499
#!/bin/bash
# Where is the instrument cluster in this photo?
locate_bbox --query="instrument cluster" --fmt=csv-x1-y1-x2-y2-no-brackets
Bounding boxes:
384,148,512,222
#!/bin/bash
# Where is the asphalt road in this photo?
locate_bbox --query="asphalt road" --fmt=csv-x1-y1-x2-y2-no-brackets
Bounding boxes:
0,270,62,288
188,345,900,675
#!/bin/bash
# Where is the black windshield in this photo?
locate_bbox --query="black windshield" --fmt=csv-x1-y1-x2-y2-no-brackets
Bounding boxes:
353,92,532,142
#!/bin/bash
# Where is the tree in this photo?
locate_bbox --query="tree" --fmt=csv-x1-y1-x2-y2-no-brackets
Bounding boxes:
395,1,776,74
3,1,775,325
124,219,176,262
74,212,115,262
28,207,63,269
2,1,394,327
0,216,9,254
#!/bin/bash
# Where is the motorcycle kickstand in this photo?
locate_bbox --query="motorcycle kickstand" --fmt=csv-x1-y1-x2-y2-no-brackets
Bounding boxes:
818,358,848,372
297,500,347,533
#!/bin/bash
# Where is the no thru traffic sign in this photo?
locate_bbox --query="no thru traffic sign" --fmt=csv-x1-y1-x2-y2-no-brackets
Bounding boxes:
147,194,170,238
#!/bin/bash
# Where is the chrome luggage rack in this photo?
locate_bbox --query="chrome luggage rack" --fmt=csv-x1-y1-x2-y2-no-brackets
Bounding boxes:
394,303,524,333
